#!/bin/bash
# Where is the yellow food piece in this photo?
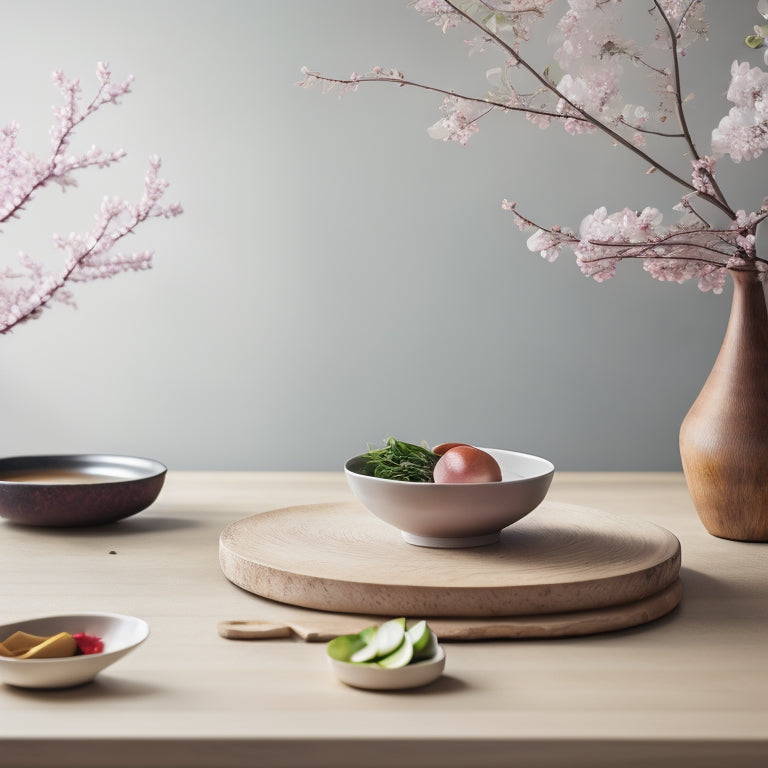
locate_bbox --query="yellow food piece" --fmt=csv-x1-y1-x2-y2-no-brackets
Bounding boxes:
0,631,51,656
0,631,77,659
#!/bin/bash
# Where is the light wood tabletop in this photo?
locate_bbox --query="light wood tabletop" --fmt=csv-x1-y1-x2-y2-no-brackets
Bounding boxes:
1,471,766,768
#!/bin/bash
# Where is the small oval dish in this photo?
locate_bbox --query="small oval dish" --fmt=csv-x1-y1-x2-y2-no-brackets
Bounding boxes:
0,612,150,689
327,644,446,691
0,454,166,527
345,447,554,548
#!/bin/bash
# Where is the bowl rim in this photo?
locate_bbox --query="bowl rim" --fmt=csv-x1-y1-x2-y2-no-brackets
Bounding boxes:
0,611,150,664
0,454,167,486
345,446,554,486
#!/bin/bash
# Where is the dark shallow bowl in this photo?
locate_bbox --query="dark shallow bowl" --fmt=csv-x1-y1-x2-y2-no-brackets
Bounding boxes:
0,454,166,527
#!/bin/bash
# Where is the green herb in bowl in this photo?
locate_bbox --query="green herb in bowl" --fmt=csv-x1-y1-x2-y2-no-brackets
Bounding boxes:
356,439,440,483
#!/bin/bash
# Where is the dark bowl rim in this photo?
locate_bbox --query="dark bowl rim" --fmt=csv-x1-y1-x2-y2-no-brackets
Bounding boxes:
0,454,167,486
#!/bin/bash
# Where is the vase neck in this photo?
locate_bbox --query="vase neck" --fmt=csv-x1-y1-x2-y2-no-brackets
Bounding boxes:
721,268,768,362
728,267,768,318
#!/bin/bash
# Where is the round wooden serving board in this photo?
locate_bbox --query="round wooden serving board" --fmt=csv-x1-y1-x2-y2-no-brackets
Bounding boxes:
219,501,681,629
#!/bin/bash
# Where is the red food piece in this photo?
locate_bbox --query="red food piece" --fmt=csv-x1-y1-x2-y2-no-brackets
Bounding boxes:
73,632,104,655
433,445,502,484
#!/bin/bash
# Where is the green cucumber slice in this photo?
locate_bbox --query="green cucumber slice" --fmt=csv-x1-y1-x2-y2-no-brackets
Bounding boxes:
377,634,414,669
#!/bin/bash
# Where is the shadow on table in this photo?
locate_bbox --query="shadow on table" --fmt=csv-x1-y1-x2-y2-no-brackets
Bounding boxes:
679,562,768,599
678,565,746,599
332,675,470,698
4,514,205,538
2,675,164,702
570,564,758,643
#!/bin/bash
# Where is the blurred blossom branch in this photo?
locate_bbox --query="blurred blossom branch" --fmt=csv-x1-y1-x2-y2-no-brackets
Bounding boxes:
299,0,768,294
0,62,182,334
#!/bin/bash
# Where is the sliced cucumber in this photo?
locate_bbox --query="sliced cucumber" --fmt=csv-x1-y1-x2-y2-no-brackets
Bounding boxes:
327,617,438,668
377,634,413,669
374,617,406,656
406,620,430,652
326,633,368,662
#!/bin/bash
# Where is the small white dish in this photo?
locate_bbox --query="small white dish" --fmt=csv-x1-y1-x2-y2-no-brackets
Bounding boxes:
327,644,446,690
0,612,149,689
345,447,554,547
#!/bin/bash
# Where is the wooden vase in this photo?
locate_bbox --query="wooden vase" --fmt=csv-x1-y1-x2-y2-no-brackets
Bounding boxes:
679,268,768,541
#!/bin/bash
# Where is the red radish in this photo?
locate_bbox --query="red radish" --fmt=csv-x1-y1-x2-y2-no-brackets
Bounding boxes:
432,442,468,456
433,445,502,484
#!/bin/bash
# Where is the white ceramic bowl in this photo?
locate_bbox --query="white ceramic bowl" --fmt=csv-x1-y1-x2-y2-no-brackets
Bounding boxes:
0,612,149,689
345,447,554,548
328,645,446,690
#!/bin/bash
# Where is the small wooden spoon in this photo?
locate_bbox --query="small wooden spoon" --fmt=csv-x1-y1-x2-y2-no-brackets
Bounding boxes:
217,620,334,642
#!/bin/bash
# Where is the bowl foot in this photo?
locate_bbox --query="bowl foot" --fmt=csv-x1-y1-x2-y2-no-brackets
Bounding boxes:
401,531,499,548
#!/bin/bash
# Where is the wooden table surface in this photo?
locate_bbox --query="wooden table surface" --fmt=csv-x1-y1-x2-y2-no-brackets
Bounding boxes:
1,471,766,768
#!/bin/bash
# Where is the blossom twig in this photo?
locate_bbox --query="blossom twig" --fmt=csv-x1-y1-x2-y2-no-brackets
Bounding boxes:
300,0,768,291
0,64,182,333
298,68,590,128
442,0,734,217
651,0,733,215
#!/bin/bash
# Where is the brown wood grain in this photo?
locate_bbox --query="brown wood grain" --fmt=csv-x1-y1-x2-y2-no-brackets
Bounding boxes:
217,578,682,641
680,269,768,541
218,500,681,627
2,471,767,768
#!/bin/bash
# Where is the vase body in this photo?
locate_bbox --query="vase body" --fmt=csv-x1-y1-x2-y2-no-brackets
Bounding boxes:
679,268,768,541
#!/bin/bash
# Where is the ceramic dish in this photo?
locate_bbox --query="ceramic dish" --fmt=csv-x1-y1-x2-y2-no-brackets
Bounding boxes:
345,447,554,548
0,612,149,689
0,454,166,526
327,644,446,690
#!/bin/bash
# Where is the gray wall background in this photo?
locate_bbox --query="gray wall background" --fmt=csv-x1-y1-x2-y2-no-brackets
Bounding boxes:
0,1,764,471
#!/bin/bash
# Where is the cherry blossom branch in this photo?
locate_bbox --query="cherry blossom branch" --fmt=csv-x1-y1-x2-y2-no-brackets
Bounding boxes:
651,0,734,215
588,238,746,262
298,69,591,127
678,194,713,228
530,224,749,263
444,0,735,218
0,149,126,226
302,3,726,212
503,194,766,293
1,66,132,227
0,65,182,334
1,215,120,335
675,0,703,36
509,198,766,259
617,119,684,138
1,156,182,334
470,3,683,140
301,1,768,292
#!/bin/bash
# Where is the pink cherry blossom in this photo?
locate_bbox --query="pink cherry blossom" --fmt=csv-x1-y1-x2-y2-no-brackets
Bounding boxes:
711,60,768,162
0,64,182,334
691,156,717,196
301,0,768,291
412,0,461,33
556,61,624,124
652,0,709,54
526,229,564,262
427,96,487,144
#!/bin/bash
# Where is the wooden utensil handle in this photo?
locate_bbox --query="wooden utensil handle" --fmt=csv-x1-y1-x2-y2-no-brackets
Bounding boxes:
217,620,294,639
217,620,334,641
